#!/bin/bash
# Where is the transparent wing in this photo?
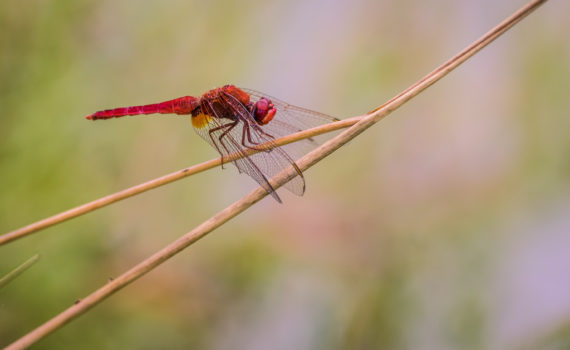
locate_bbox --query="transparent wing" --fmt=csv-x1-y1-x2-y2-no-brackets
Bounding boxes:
192,88,338,202
240,88,339,160
193,95,303,203
220,92,306,197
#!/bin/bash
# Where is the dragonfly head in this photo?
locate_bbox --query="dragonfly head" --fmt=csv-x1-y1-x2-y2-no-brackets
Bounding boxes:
252,97,277,125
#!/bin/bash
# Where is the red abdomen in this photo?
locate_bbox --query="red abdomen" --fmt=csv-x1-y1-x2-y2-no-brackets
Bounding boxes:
86,96,199,120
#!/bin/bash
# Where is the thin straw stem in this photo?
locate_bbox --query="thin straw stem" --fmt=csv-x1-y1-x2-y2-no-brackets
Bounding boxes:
0,254,40,289
0,116,360,247
4,0,548,348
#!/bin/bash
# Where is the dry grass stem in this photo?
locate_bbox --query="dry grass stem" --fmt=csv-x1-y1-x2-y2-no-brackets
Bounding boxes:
0,254,40,289
0,116,360,247
4,0,548,348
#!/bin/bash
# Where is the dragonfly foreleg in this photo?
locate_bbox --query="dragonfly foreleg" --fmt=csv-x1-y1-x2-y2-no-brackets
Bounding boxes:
252,124,277,140
241,122,273,153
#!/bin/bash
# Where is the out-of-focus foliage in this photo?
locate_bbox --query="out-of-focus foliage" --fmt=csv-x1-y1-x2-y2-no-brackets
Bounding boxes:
1,0,569,349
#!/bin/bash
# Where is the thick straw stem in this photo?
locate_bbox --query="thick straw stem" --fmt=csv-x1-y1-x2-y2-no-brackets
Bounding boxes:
0,116,360,247
4,1,548,348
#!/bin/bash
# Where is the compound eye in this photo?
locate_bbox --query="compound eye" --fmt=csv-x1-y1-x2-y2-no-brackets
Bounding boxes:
253,98,277,125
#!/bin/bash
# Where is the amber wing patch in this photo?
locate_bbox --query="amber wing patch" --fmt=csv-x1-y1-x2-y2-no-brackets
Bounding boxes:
191,113,211,129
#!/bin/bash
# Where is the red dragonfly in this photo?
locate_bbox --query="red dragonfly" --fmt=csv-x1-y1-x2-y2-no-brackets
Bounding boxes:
86,85,338,203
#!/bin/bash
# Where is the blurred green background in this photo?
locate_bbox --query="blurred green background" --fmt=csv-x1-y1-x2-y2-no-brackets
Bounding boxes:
1,0,569,349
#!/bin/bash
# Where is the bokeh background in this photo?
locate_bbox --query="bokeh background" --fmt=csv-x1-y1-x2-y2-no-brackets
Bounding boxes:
1,0,569,349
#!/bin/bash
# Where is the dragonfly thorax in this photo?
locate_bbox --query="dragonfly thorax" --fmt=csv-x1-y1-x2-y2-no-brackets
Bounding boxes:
194,86,277,126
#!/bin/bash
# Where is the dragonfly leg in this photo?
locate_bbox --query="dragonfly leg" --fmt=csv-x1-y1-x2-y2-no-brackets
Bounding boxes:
217,120,239,157
246,121,304,180
241,122,273,153
208,121,237,168
252,124,276,140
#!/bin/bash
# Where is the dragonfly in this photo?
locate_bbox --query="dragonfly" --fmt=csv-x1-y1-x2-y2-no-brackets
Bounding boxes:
86,85,338,203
